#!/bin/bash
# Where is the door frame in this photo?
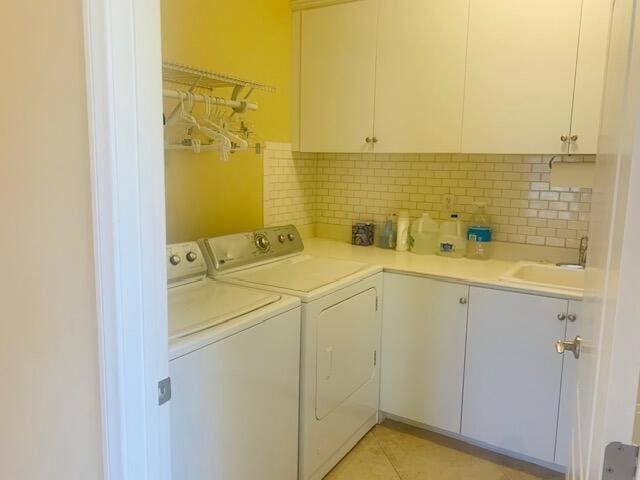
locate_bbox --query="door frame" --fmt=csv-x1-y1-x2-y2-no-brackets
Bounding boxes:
577,0,640,476
82,0,171,479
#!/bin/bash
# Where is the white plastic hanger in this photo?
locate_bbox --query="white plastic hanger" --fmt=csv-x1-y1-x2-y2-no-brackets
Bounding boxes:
201,95,249,150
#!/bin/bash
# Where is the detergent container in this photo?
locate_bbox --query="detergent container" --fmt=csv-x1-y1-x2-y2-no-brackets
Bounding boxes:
396,210,410,252
438,214,466,258
409,213,439,255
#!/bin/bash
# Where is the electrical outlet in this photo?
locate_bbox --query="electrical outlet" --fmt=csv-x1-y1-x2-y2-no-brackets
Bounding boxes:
443,194,455,212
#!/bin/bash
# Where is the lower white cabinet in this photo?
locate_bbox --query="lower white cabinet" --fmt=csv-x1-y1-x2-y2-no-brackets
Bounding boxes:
380,273,580,467
381,273,469,433
555,300,582,466
461,287,567,463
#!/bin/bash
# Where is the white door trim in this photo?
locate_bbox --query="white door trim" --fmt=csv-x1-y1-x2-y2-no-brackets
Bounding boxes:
290,0,361,11
82,0,170,479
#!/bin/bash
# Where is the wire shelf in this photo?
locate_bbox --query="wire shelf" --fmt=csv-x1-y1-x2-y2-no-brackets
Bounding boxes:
162,62,275,93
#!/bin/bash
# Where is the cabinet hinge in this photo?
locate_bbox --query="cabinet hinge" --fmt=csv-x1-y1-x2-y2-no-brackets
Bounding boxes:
602,442,639,479
375,296,379,311
374,350,377,367
158,377,172,406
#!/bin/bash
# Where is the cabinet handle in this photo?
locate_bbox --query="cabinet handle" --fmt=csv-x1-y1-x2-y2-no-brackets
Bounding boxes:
568,313,577,322
459,297,468,305
556,336,582,359
560,135,569,143
557,313,567,321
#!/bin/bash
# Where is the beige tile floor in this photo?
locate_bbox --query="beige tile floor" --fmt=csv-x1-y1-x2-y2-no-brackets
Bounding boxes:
324,420,565,480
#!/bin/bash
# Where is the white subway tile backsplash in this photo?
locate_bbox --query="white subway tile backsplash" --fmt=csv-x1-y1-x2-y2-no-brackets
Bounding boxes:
263,147,593,250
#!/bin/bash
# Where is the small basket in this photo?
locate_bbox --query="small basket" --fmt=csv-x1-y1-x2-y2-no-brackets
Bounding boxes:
352,221,375,246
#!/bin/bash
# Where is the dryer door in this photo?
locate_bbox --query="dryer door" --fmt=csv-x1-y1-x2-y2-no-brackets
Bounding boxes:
316,287,378,419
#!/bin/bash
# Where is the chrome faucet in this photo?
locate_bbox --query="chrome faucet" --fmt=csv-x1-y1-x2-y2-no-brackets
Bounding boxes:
578,235,589,268
558,235,589,269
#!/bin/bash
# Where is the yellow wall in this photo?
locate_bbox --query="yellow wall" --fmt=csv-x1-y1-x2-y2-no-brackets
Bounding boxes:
161,0,292,242
0,0,103,478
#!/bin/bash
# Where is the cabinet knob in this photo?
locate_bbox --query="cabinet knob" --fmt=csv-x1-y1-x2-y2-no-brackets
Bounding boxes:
560,135,569,143
372,137,379,143
570,135,578,142
557,313,567,321
459,297,468,305
568,313,577,322
366,137,373,143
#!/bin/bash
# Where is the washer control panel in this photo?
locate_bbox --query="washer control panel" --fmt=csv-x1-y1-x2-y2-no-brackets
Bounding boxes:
166,242,207,286
200,225,304,275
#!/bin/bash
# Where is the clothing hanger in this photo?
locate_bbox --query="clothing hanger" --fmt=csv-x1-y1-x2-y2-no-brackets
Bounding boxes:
201,97,249,151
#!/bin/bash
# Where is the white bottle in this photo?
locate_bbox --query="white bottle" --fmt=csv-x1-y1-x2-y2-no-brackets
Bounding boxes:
396,210,410,252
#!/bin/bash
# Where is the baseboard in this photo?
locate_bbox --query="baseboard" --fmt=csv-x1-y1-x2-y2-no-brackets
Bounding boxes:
382,412,567,474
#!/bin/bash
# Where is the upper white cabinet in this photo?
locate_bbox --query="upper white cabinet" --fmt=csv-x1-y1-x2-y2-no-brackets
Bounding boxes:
299,0,378,152
374,0,470,153
381,273,469,433
569,0,613,154
296,0,610,155
461,287,567,463
461,0,583,154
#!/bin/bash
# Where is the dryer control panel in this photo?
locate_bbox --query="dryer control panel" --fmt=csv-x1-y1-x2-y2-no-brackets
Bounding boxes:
166,242,207,286
200,225,304,275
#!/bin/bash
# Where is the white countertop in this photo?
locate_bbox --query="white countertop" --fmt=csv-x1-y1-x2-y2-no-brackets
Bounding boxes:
304,238,582,300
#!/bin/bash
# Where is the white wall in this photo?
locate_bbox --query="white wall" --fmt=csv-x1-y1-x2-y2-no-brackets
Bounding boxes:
0,0,104,479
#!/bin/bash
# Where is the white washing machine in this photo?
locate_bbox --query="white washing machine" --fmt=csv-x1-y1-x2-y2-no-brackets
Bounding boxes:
166,241,301,480
199,226,383,480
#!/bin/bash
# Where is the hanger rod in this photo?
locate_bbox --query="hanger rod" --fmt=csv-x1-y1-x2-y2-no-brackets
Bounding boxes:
162,89,258,112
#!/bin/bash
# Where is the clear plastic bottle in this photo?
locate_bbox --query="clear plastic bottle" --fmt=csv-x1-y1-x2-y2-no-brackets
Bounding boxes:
467,203,493,260
409,213,439,254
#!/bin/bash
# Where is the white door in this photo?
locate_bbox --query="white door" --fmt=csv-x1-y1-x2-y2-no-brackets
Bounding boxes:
462,287,567,462
316,288,378,419
572,0,640,477
374,0,469,153
380,274,469,433
568,0,612,155
461,0,582,154
300,0,377,152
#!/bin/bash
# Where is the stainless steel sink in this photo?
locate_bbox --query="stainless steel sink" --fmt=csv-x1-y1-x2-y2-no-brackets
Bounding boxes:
500,262,585,292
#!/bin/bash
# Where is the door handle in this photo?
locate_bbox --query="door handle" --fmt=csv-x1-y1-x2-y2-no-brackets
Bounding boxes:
556,336,582,359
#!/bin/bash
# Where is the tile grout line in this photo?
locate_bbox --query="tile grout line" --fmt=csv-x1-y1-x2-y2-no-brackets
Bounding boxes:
371,426,404,480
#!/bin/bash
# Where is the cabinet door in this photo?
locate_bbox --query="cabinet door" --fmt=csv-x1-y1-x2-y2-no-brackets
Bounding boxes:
461,0,583,154
462,287,567,462
300,0,377,152
374,0,469,153
569,0,613,154
555,300,582,467
381,273,469,433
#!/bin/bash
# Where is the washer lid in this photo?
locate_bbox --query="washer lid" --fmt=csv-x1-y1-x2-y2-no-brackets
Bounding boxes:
227,255,370,293
168,281,281,340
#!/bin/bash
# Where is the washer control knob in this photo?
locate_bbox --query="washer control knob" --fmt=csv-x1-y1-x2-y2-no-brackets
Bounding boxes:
278,234,286,243
186,251,198,262
255,234,270,251
288,233,296,242
169,254,181,266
